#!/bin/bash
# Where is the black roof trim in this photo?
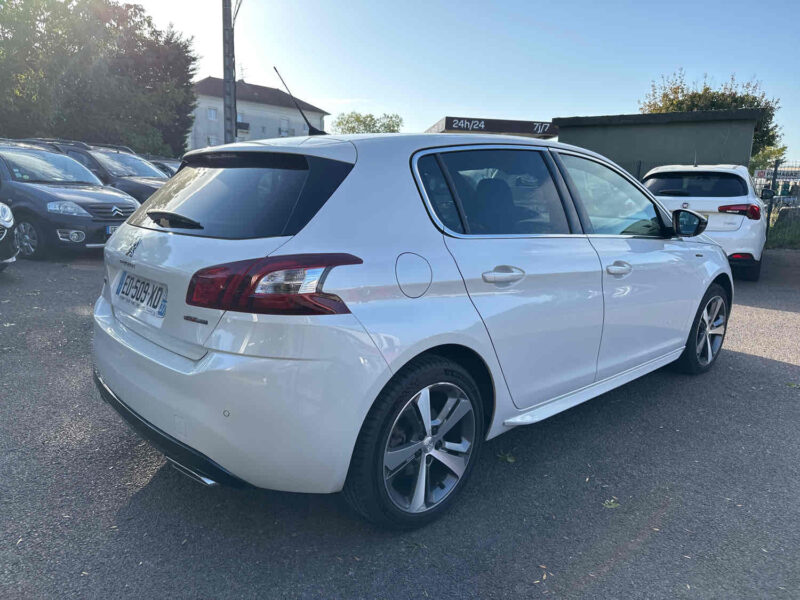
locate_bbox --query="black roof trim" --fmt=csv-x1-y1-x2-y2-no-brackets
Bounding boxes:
552,109,766,127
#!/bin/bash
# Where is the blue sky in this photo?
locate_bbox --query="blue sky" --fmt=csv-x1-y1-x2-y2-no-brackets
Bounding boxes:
139,0,800,156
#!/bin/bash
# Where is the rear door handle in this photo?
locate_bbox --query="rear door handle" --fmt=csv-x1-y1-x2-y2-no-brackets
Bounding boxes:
606,261,632,276
482,266,525,284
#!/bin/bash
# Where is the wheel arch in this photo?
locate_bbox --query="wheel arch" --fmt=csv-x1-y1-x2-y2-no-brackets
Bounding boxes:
711,272,733,306
391,343,496,436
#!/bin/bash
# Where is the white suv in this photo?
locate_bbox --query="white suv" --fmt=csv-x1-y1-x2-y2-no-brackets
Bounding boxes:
643,164,768,280
93,134,732,528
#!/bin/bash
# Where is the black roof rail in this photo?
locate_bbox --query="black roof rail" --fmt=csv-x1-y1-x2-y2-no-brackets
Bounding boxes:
90,143,135,154
22,137,92,150
1,138,64,153
142,154,181,161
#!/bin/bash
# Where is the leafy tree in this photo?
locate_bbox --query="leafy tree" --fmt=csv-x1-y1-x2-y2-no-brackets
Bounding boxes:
748,145,787,175
640,69,781,156
332,111,403,134
0,0,197,155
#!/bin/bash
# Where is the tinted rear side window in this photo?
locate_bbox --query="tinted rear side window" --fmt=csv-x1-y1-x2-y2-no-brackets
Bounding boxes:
644,172,748,197
417,154,465,233
433,149,570,235
128,152,353,239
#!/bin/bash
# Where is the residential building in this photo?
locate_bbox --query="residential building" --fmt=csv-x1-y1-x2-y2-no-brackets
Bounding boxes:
188,76,329,150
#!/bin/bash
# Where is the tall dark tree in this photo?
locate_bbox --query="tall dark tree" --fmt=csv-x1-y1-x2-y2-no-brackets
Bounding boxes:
640,69,781,156
0,0,197,155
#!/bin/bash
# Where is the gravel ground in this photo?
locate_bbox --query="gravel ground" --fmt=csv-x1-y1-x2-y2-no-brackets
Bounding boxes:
1,249,798,599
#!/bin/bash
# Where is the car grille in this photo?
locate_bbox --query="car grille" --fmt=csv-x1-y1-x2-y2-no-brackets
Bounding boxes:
85,203,136,221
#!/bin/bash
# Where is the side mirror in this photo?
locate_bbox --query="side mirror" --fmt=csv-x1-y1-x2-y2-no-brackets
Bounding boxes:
760,188,775,200
672,209,707,237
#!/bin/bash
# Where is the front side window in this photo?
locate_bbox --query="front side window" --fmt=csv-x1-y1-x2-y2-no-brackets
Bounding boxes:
643,172,748,197
0,149,101,185
420,149,570,235
89,151,165,178
67,150,93,169
560,154,663,237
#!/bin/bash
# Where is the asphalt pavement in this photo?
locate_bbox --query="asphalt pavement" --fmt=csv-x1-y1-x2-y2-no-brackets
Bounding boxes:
1,250,799,599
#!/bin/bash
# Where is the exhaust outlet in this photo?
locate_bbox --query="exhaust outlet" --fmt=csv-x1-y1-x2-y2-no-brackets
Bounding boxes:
166,457,219,487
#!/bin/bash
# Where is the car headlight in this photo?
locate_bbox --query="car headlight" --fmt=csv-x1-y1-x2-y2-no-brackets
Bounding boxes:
0,203,13,228
47,201,92,217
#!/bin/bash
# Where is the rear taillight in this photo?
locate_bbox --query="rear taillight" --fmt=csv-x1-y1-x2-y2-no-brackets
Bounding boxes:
730,253,754,261
186,253,362,315
718,204,761,220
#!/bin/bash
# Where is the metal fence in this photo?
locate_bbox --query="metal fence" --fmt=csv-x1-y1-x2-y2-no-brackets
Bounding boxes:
752,160,800,249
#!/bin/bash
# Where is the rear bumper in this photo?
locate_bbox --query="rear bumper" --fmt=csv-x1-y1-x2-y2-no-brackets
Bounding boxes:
92,293,389,493
727,254,760,267
702,224,766,262
94,370,249,487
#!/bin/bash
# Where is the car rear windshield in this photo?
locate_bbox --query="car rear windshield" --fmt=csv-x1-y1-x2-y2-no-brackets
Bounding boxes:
643,172,748,197
127,152,354,239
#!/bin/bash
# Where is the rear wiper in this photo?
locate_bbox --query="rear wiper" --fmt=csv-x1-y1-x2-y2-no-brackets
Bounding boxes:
146,210,204,229
655,189,690,196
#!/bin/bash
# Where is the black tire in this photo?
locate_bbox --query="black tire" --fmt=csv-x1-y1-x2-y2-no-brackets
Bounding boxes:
737,259,762,282
673,283,729,374
343,355,485,529
14,217,50,260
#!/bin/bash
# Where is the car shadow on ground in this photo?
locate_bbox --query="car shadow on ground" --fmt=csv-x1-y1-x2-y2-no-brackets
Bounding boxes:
106,348,800,598
729,249,800,313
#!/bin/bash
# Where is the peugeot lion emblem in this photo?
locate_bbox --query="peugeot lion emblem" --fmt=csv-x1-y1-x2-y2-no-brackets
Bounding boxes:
111,205,125,217
125,238,141,258
681,202,690,209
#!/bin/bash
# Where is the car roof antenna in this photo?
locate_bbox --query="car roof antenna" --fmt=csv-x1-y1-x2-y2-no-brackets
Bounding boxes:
273,67,326,136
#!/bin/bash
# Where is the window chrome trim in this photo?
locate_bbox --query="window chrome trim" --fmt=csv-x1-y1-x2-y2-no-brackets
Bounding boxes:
411,144,579,240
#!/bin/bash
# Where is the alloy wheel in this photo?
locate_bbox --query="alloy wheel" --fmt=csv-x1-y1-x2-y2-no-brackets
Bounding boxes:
696,295,726,366
383,382,476,514
15,221,38,257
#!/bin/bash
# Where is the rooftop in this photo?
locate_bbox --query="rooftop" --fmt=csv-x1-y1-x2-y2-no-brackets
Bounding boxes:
185,132,605,163
553,109,765,128
194,77,329,115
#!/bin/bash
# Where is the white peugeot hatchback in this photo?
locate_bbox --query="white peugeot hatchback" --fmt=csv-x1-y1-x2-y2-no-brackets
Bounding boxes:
94,134,733,528
643,164,769,280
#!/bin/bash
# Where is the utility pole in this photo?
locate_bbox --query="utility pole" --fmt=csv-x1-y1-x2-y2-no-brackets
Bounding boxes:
222,0,236,144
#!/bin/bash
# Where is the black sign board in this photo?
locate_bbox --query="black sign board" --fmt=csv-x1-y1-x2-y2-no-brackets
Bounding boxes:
437,116,557,138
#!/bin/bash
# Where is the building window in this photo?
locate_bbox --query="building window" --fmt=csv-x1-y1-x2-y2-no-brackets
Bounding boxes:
207,107,218,121
279,117,290,137
261,126,267,134
237,112,244,123
207,135,218,146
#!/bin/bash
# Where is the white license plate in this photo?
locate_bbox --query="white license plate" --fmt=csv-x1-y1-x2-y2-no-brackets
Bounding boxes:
106,225,119,235
115,271,168,318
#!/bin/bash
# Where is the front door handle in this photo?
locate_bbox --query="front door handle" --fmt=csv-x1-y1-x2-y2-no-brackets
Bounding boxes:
606,261,632,276
482,266,525,284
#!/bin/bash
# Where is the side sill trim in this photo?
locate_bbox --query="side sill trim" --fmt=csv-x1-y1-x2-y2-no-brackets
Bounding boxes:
504,348,684,427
